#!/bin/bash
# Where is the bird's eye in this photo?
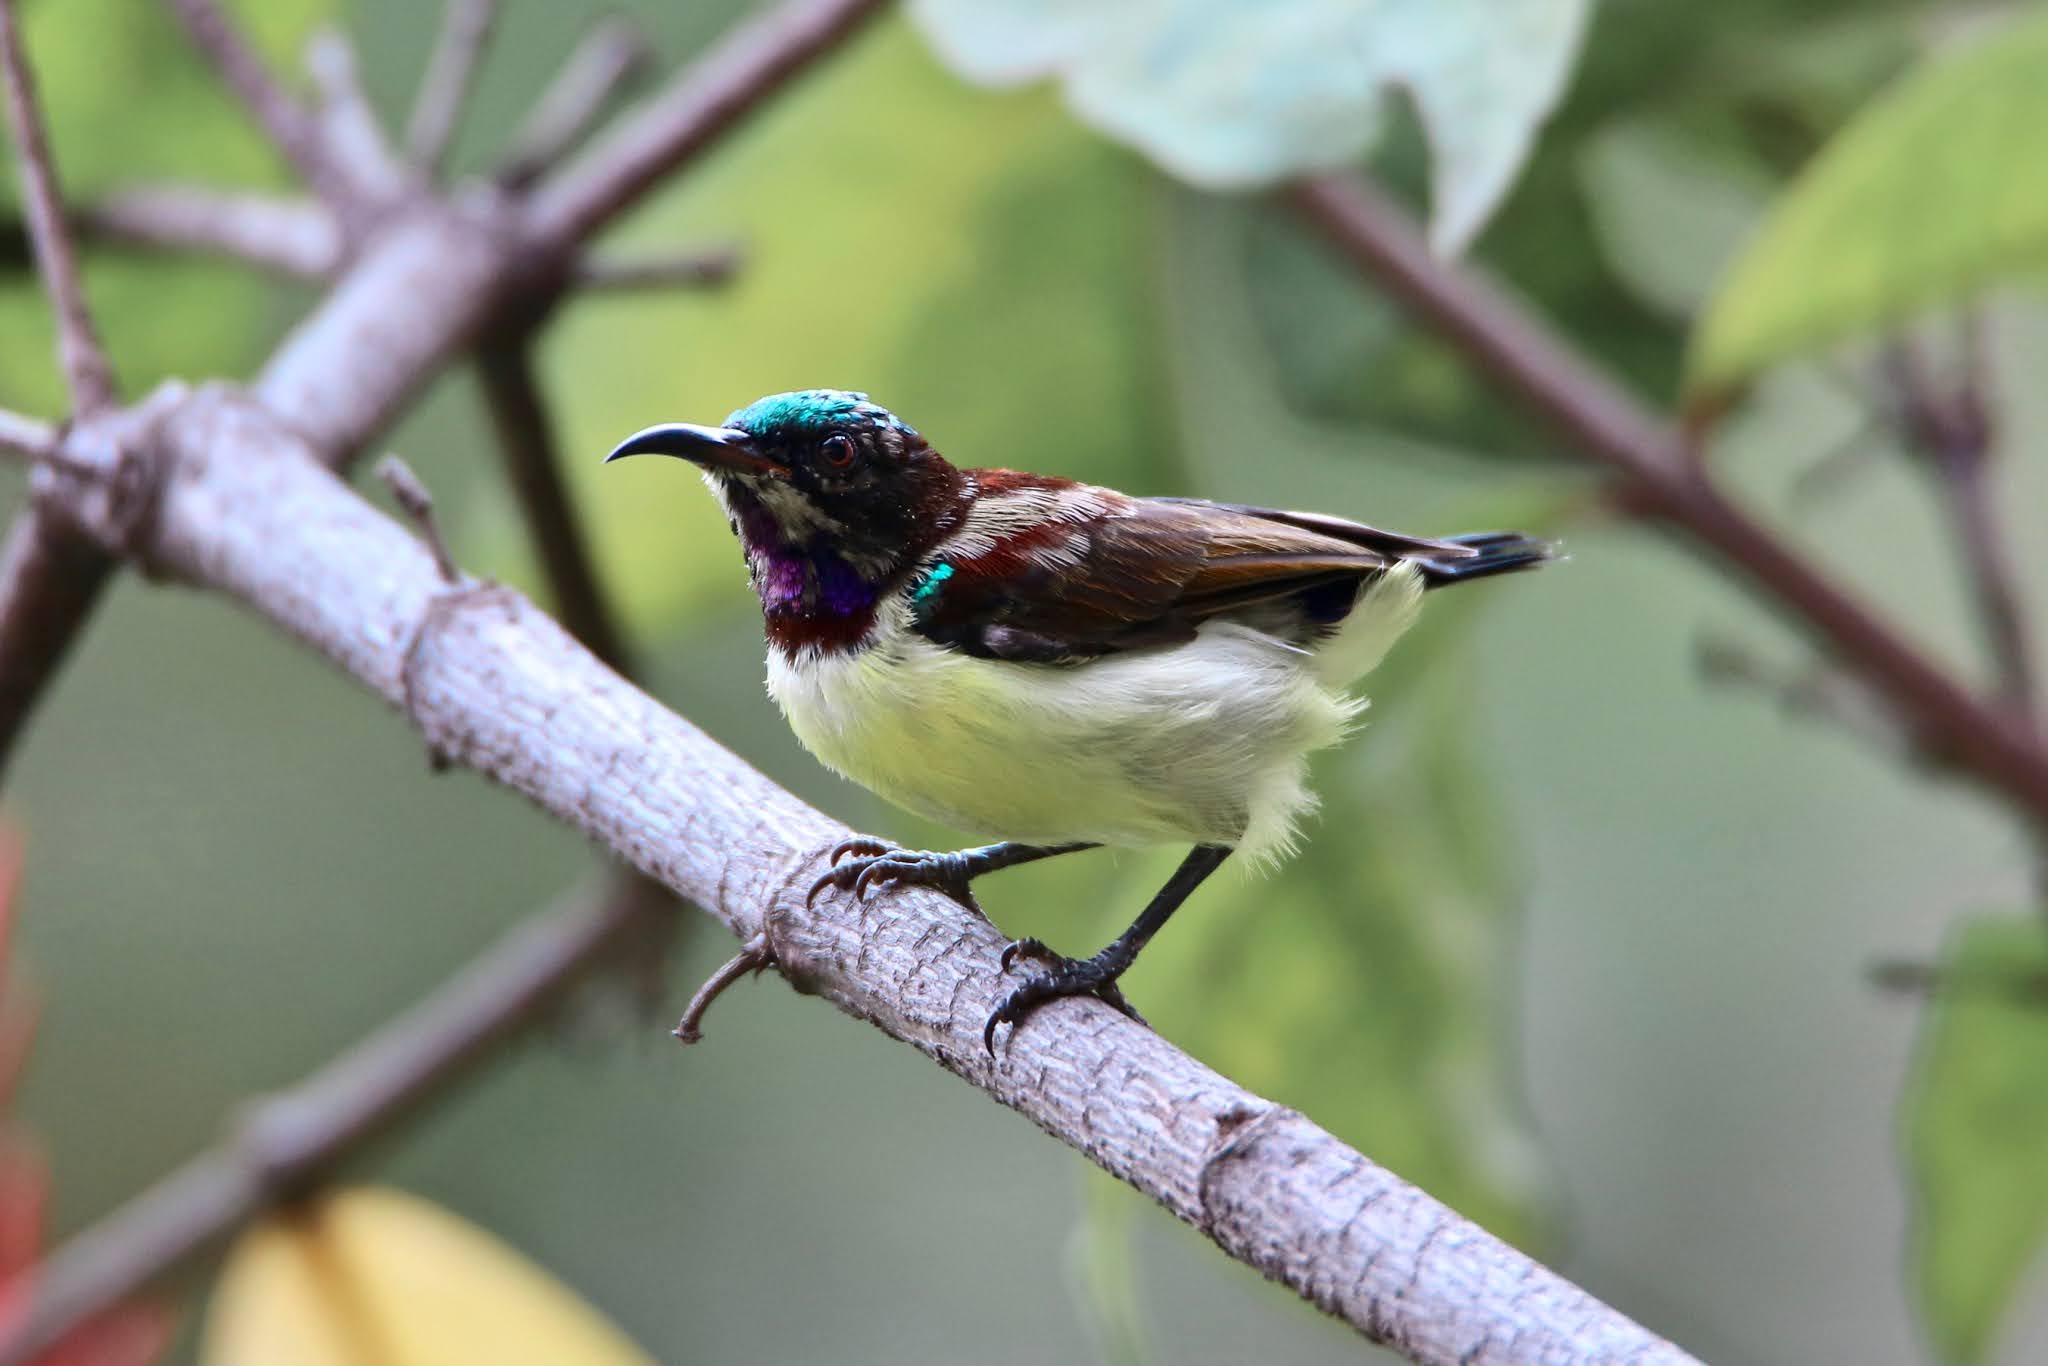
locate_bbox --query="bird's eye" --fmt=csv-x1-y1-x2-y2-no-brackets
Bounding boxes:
821,433,857,469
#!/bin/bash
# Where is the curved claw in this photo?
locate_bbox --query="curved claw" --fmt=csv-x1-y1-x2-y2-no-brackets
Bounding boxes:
998,937,1053,974
852,855,901,902
829,837,891,867
810,838,900,905
809,843,989,916
982,958,1147,1057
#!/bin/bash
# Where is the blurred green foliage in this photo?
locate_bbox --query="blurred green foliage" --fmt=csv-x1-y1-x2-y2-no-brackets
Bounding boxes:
1691,10,2048,400
1905,917,2048,1366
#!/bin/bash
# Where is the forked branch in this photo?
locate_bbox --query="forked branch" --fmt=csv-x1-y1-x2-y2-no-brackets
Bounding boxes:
1288,174,2048,832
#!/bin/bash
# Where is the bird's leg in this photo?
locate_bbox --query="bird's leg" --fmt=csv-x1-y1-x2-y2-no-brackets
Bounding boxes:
808,839,1097,917
984,843,1232,1054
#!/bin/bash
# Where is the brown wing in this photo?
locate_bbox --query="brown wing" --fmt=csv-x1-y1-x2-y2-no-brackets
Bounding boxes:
909,490,1402,663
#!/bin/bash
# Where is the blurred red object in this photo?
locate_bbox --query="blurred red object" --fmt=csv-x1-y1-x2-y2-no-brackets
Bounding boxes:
0,829,172,1366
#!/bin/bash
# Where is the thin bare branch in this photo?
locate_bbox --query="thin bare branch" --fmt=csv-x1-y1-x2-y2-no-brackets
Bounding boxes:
162,0,341,205
0,872,673,1366
0,0,123,785
496,16,650,190
0,409,52,463
404,0,497,175
74,186,338,278
524,0,887,245
1697,632,1914,760
1288,173,2048,831
14,382,1697,1366
0,0,114,414
303,27,407,205
572,244,741,292
473,335,635,674
1882,328,2035,714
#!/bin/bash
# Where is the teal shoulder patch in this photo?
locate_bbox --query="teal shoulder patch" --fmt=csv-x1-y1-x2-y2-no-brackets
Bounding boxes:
909,561,953,618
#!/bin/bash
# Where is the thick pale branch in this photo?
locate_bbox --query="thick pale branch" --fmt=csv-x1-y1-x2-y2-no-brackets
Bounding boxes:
496,17,650,190
523,0,887,245
0,872,673,1366
404,0,497,175
21,381,1696,1366
1289,174,2048,831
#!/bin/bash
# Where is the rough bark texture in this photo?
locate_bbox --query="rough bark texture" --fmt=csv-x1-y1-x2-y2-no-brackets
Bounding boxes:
0,3,1708,1359
43,380,1692,1366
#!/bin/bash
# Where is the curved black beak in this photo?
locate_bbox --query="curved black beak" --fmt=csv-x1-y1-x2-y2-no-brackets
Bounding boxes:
603,423,785,479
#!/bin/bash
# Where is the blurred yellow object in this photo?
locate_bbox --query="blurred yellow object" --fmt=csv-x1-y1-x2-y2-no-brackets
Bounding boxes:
200,1186,653,1366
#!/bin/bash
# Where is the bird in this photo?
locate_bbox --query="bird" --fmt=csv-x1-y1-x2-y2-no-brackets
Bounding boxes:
605,389,1552,1053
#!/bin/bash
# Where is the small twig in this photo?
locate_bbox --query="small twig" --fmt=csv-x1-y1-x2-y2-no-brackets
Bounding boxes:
496,17,650,190
404,0,497,175
374,455,459,584
472,335,634,672
0,409,52,463
304,27,407,205
0,874,673,1366
524,0,888,244
0,0,114,414
572,244,742,292
162,0,342,207
73,186,339,278
672,933,773,1043
1696,631,1915,761
1883,326,2035,715
1869,955,2048,1005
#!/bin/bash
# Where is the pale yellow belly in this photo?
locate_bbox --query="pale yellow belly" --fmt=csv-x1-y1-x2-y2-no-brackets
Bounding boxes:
766,620,1359,861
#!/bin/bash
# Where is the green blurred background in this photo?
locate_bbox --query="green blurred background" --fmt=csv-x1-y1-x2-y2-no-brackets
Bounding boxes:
5,0,2047,1362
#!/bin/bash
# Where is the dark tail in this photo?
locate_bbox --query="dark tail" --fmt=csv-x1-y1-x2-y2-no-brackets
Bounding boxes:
1416,531,1557,588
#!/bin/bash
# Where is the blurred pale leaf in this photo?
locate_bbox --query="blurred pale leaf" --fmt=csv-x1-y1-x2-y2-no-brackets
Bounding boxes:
1578,119,1769,321
501,18,1169,631
905,0,1590,254
1904,915,2048,1366
201,1186,652,1366
1064,1172,1149,1366
1690,12,2048,401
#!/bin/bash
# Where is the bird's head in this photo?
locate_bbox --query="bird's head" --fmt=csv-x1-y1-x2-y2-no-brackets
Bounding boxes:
605,390,968,646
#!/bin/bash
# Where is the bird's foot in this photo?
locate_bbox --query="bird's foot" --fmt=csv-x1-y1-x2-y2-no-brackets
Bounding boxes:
984,940,1146,1055
807,838,986,916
